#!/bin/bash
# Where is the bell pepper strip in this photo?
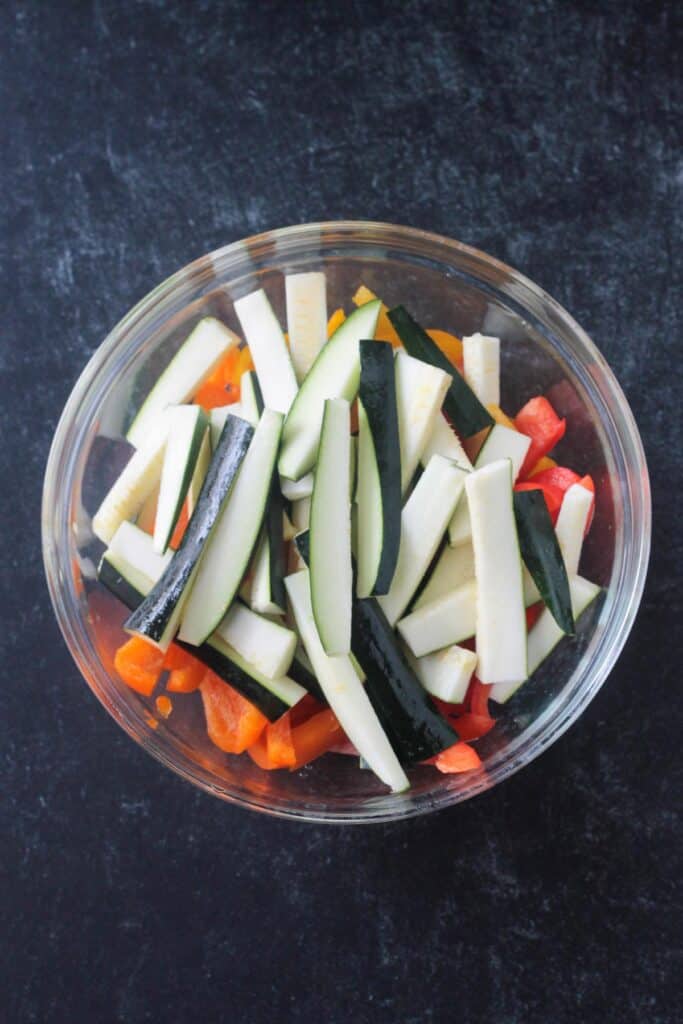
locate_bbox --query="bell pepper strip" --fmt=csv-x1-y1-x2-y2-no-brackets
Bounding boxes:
289,708,345,770
155,694,173,718
514,480,564,523
450,713,494,741
114,635,165,696
266,713,297,768
426,329,463,369
515,396,566,480
468,677,492,719
327,308,346,337
168,498,190,550
487,403,517,431
352,285,402,347
289,693,324,727
199,671,268,754
166,660,204,693
428,741,482,773
528,455,558,477
246,731,271,769
529,466,581,493
194,346,252,408
525,602,545,631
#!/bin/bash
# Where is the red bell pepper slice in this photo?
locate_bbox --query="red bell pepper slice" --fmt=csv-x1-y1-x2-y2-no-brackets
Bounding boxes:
515,396,566,479
529,466,581,493
514,480,564,523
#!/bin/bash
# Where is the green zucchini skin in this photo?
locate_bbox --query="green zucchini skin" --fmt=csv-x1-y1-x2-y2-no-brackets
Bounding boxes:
98,548,290,720
513,488,575,635
387,305,494,438
287,657,327,705
266,472,287,612
124,414,254,643
295,531,457,762
358,339,402,594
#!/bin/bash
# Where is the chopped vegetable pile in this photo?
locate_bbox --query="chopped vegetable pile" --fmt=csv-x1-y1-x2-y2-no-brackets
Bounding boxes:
92,277,600,794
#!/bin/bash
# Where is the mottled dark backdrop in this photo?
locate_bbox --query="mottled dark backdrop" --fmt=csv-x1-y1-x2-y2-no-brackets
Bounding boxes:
2,1,681,1022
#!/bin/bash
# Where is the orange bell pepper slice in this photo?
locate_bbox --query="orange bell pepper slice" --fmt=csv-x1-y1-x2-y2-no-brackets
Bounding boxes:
199,671,267,754
266,714,297,768
429,741,482,773
327,308,346,337
114,636,165,696
352,285,402,348
290,708,345,770
427,329,463,369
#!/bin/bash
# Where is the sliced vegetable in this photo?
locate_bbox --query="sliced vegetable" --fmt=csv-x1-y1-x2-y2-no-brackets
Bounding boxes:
114,635,164,696
387,305,494,437
127,318,238,448
309,399,353,655
421,413,473,472
327,308,346,338
529,466,581,492
290,708,345,769
280,473,314,502
378,455,467,627
124,414,254,650
238,370,264,425
491,575,601,703
514,479,564,523
153,405,208,554
356,340,401,596
513,488,574,635
233,289,298,415
394,349,452,493
265,471,287,612
199,670,268,754
398,578,478,658
278,300,381,480
462,333,500,406
285,569,409,792
515,396,566,480
209,404,239,449
414,542,476,610
214,600,297,679
352,285,401,347
248,530,285,616
555,483,594,575
186,428,212,515
466,460,527,686
179,409,283,646
426,328,463,367
285,272,328,382
93,413,170,545
266,712,297,767
408,644,477,704
430,741,481,774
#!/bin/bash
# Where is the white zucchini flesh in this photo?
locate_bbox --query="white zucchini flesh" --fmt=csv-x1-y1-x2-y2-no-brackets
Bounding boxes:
214,601,297,679
408,644,478,704
466,460,527,686
284,570,409,793
555,484,594,576
291,496,311,532
462,333,500,406
210,404,241,449
249,533,284,616
309,399,352,655
448,423,531,546
179,409,284,645
92,412,170,544
280,473,314,501
394,350,451,493
136,482,159,535
421,413,473,471
208,634,306,707
414,542,476,610
153,406,207,554
239,371,262,425
397,579,478,657
285,272,328,382
278,300,381,481
378,455,468,627
355,404,383,598
105,521,172,594
233,289,298,415
490,575,601,704
127,318,238,448
186,429,212,513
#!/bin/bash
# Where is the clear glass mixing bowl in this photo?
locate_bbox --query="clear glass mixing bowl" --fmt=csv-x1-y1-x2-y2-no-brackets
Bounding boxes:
42,221,650,823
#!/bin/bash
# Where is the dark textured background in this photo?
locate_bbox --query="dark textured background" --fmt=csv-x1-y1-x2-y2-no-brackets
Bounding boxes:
2,1,681,1021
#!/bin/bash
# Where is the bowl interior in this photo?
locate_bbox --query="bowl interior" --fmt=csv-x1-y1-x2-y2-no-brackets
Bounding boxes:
43,223,649,822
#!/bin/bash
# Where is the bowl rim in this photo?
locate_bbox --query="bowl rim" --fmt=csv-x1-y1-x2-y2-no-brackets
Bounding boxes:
42,219,651,824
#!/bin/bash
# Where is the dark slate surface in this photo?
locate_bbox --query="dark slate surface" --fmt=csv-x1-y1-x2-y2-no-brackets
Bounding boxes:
2,1,681,1021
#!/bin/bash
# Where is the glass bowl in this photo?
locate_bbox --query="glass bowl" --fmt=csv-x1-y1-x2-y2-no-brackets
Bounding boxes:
42,221,650,823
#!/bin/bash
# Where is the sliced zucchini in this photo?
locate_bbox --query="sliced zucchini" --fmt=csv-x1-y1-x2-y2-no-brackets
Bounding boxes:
249,531,285,616
394,349,451,493
491,575,601,704
387,305,494,437
448,423,531,546
99,521,172,608
265,470,287,612
285,570,409,792
421,413,473,471
278,300,381,481
186,428,212,514
462,333,500,406
356,340,401,597
239,370,263,425
127,318,238,448
309,399,352,655
233,289,298,415
123,414,254,649
210,404,239,450
466,460,527,686
214,600,297,679
413,542,476,610
514,488,574,635
92,411,170,545
136,482,159,536
408,643,477,704
397,578,478,657
378,455,467,627
179,409,284,645
280,473,314,501
291,496,311,532
153,405,208,553
555,483,594,576
285,271,328,382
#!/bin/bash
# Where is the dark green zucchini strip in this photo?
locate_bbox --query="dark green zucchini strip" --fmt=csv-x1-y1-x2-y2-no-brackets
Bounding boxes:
358,339,402,594
287,656,327,705
387,305,494,437
295,531,457,763
266,471,287,611
513,488,575,635
124,414,254,644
